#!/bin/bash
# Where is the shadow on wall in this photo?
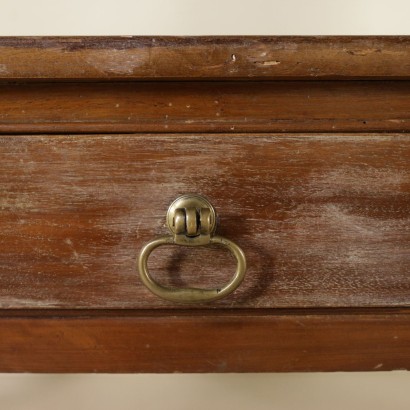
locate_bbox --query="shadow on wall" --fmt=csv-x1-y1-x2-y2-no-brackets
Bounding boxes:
0,373,410,410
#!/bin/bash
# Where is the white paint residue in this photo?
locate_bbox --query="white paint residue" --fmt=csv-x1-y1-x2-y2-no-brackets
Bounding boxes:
0,194,33,211
256,60,281,66
306,166,407,197
343,48,381,56
0,297,61,308
85,50,146,75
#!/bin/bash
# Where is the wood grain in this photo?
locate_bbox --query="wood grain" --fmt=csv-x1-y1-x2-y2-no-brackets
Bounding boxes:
0,37,409,81
0,134,409,309
1,81,409,134
1,36,410,373
1,312,410,372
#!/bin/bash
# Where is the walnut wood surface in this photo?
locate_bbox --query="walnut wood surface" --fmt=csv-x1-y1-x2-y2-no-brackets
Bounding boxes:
1,36,410,372
1,134,409,309
1,311,410,372
1,81,409,134
0,37,409,81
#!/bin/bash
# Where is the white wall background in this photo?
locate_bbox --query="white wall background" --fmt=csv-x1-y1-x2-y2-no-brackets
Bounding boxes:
0,0,409,35
0,1,409,409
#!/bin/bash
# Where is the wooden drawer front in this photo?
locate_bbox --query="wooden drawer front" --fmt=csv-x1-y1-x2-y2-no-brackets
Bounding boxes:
1,134,409,309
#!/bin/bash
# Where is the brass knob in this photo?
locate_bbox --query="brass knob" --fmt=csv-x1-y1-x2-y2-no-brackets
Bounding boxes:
137,194,246,303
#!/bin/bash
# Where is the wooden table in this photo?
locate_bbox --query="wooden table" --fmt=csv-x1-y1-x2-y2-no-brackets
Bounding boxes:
0,36,409,372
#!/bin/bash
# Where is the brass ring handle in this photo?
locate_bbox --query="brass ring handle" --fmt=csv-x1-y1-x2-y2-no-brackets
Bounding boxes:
137,194,247,304
138,235,246,303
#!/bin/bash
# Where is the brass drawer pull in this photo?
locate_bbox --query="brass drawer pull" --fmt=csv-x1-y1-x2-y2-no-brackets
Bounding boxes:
138,194,246,303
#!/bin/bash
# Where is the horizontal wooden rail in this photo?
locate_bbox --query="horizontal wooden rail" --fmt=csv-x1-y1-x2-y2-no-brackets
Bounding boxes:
0,81,409,134
1,312,410,372
0,36,409,81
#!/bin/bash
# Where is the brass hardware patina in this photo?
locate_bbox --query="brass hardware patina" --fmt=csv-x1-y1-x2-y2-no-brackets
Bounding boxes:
138,194,246,303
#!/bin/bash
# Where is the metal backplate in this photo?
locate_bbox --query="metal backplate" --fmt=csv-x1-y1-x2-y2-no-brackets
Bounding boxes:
166,194,217,236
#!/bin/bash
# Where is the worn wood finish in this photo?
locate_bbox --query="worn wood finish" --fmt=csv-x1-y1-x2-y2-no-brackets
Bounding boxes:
1,36,410,372
1,81,409,134
1,134,409,309
0,37,409,81
1,311,410,372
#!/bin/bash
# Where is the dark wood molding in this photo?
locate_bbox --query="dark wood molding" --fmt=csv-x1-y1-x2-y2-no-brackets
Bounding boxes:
1,311,410,372
0,36,409,81
1,81,409,134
